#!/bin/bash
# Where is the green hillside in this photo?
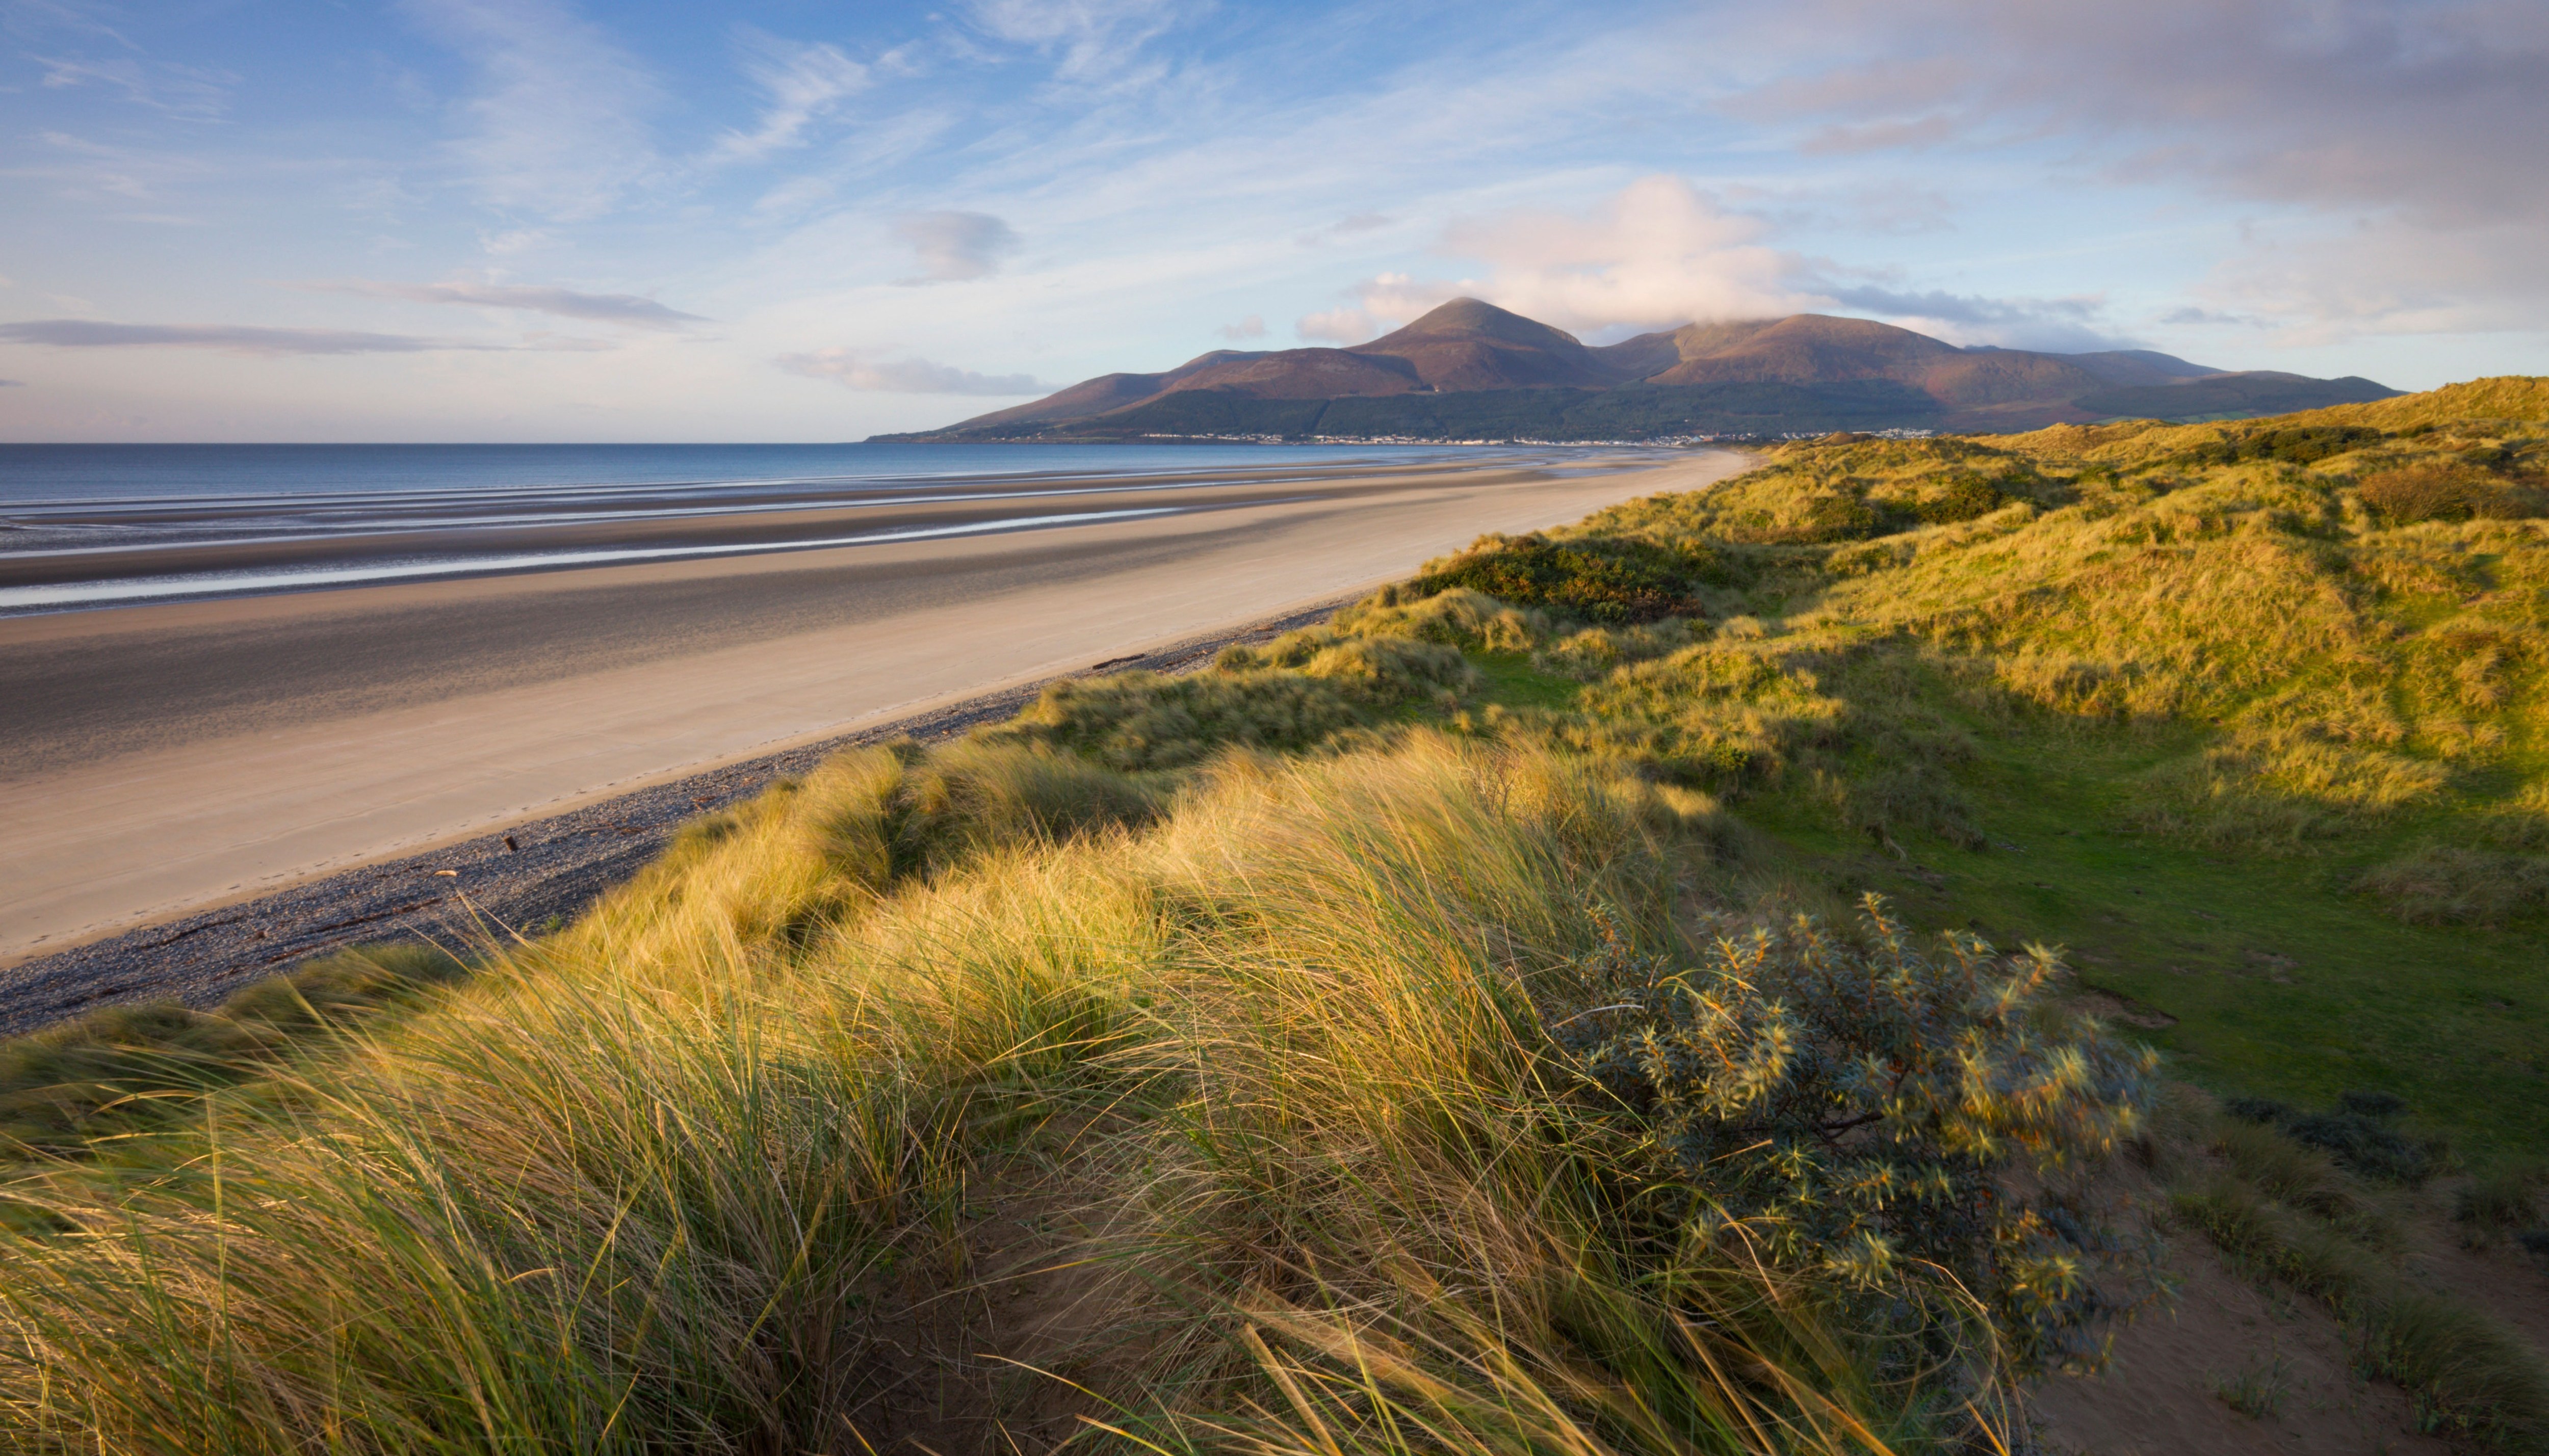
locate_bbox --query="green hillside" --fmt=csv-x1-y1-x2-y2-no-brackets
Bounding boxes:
0,378,2542,1450
1449,378,2549,1150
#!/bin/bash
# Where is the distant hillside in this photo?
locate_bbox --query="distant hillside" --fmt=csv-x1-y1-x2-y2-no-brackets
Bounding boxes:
2072,370,2401,421
879,299,2400,442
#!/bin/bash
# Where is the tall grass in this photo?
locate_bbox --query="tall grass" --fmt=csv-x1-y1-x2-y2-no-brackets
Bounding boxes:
0,733,2066,1452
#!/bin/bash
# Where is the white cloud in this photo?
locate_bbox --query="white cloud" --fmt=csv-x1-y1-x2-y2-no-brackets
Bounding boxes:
893,210,1022,284
777,349,1045,394
1302,180,1824,341
402,0,662,222
1439,177,1823,334
298,279,709,329
713,30,870,163
1215,314,1265,341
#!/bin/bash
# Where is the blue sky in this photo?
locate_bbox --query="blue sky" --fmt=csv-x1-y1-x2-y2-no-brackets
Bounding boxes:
1,0,2542,441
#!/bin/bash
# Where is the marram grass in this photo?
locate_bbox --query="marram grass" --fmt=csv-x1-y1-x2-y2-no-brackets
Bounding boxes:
0,735,2106,1452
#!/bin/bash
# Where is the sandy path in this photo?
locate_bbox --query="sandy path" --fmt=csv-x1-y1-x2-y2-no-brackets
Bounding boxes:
1,450,1741,966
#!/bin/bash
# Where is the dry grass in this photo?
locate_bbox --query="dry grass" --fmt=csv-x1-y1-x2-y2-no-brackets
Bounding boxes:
0,731,2108,1452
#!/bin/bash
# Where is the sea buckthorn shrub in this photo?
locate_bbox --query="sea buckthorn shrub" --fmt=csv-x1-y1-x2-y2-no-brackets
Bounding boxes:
1410,530,1725,623
1556,896,2160,1375
2356,465,2544,524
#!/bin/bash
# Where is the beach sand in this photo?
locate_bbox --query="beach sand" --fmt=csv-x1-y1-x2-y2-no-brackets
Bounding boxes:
0,449,1745,966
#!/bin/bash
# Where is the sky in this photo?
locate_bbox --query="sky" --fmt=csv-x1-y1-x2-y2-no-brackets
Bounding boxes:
0,0,2543,442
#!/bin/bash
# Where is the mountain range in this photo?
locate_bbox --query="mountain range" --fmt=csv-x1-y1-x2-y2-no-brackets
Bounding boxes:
878,299,2398,442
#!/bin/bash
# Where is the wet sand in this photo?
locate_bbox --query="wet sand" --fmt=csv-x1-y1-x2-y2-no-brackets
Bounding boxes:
0,448,1745,970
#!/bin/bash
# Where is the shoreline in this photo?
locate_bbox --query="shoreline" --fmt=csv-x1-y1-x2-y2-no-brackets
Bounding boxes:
0,596,1353,1035
0,448,1750,1008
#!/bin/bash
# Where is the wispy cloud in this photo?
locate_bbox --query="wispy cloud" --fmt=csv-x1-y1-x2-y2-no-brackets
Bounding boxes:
0,319,519,354
964,0,1183,83
1824,284,2122,349
893,210,1021,283
778,349,1043,394
297,279,709,329
19,129,194,203
1295,211,1397,248
0,0,134,47
1216,315,1265,341
0,379,23,387
713,29,870,162
9,0,232,118
402,0,661,221
31,52,235,119
2160,306,2258,328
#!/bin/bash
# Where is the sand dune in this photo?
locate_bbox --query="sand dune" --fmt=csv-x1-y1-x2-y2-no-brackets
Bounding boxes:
0,449,1745,965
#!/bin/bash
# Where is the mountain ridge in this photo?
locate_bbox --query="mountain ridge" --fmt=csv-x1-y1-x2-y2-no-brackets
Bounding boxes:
881,299,2398,441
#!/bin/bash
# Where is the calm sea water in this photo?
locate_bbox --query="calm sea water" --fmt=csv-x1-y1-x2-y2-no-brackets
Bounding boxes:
0,442,1489,508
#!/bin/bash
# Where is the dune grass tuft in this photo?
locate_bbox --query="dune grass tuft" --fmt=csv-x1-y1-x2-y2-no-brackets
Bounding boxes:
0,941,466,1164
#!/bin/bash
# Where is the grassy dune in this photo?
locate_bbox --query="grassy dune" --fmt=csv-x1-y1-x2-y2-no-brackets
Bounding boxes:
0,378,2544,1450
1434,378,2549,1154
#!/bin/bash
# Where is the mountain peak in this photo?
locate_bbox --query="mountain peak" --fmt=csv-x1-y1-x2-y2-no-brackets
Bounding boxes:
1362,298,1585,352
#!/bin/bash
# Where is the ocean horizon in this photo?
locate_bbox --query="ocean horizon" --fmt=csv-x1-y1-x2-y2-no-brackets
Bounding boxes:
0,440,1503,509
0,440,1579,614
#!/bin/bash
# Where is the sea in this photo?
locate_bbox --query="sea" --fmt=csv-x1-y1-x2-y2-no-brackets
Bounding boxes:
0,441,1544,615
0,441,1498,511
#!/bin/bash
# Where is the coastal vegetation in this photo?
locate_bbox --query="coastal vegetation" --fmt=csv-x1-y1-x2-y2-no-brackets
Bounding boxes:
0,377,2544,1449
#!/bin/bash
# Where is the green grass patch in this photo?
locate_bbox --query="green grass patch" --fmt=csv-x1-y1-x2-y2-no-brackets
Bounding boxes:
1463,648,1582,712
1735,714,2549,1159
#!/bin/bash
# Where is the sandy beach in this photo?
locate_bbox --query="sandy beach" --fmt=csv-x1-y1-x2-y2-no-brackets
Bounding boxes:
1,447,1746,969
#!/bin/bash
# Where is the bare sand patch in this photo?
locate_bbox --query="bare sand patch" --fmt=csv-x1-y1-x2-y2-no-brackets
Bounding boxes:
0,451,1742,965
